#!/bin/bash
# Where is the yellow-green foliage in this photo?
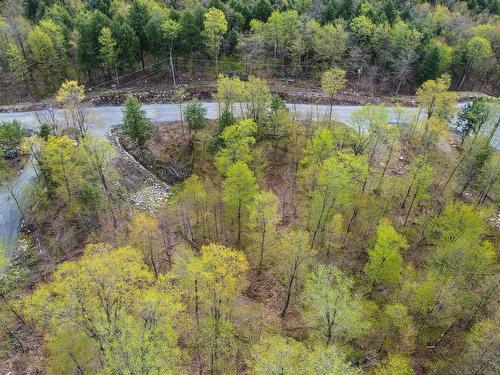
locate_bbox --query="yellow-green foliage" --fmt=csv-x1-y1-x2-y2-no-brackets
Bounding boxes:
23,244,184,375
365,218,409,286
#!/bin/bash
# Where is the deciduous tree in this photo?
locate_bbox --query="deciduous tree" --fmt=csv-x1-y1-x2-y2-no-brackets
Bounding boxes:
242,76,272,122
364,218,408,286
175,174,215,244
321,68,346,124
23,244,184,375
307,20,347,67
400,155,433,225
80,134,117,228
203,8,228,75
98,26,119,85
308,154,367,249
55,80,87,139
249,190,279,271
222,161,257,244
303,264,369,344
416,74,457,121
216,119,257,173
6,42,28,89
162,18,181,87
459,317,499,375
373,354,414,375
250,334,362,375
128,212,161,277
215,74,244,115
40,135,83,205
274,230,315,317
459,36,493,90
184,243,248,375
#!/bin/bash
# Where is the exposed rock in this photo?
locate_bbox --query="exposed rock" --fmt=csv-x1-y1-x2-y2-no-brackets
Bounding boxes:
488,212,500,229
130,184,169,213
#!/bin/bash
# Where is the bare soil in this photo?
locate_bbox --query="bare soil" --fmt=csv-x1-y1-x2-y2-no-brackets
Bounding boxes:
116,121,193,185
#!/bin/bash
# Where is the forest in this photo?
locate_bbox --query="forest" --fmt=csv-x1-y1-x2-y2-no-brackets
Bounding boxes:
0,0,499,102
0,1,500,375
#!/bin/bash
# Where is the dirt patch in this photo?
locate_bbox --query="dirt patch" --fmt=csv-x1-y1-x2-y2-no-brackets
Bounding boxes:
0,323,45,375
116,121,193,185
244,269,285,313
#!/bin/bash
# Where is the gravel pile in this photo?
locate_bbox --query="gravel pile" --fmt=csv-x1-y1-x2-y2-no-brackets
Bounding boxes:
489,212,500,229
130,184,170,212
88,87,214,106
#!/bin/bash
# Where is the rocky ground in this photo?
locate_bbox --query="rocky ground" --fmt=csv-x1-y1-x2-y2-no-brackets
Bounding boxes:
0,76,489,113
109,134,171,212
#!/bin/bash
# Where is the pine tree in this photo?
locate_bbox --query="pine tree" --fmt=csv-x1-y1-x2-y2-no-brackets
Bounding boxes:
121,96,153,150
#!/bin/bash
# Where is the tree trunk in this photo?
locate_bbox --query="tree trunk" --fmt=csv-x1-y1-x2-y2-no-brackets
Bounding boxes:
281,262,298,317
403,188,418,226
215,51,219,77
441,154,466,191
326,319,334,345
401,176,416,208
328,97,334,126
376,141,395,192
460,173,475,196
395,80,402,95
149,239,158,278
310,196,328,249
488,118,499,142
258,225,266,273
140,48,145,70
428,322,455,349
236,200,242,244
1,321,24,350
69,353,85,375
100,175,117,229
345,206,359,234
7,185,25,221
0,293,25,325
458,62,470,91
169,47,176,88
409,108,422,141
477,175,497,205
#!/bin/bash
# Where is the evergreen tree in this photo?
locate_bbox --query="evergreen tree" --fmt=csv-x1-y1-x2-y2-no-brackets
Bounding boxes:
184,100,208,132
418,40,452,82
121,96,153,149
128,0,151,68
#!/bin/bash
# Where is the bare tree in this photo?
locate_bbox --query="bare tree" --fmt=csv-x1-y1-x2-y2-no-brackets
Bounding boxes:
394,49,417,95
34,107,59,134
